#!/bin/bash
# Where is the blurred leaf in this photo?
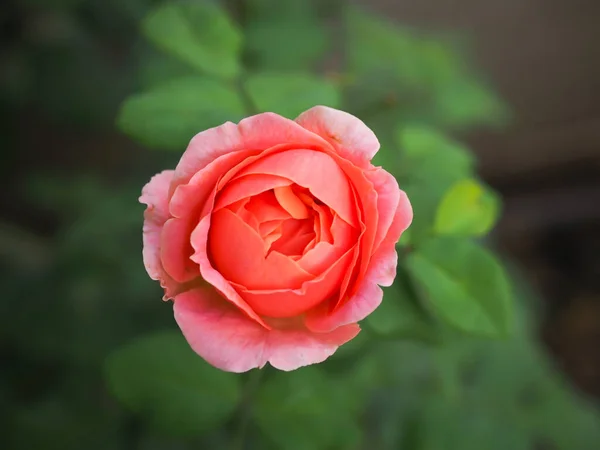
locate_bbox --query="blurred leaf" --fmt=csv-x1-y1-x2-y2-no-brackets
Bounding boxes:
433,78,510,128
117,76,246,150
397,127,475,245
245,73,340,118
142,1,242,79
135,45,197,90
245,0,328,71
345,8,421,85
254,366,361,450
366,276,437,343
344,7,509,129
397,125,474,182
406,237,514,337
434,179,500,236
416,397,531,450
105,331,241,437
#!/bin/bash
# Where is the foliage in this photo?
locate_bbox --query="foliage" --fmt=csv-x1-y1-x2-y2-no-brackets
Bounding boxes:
3,1,599,450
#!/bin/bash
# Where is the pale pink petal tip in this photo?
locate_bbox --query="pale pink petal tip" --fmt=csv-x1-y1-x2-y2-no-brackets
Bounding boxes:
295,106,380,166
139,170,175,284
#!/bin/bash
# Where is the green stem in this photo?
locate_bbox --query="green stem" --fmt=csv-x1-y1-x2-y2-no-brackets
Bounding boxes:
232,367,266,450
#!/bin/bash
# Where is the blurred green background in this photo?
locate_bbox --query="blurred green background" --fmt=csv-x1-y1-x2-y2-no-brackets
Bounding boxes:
2,0,599,449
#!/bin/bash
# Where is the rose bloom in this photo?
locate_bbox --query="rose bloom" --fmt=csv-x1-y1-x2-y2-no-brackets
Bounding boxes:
140,106,412,372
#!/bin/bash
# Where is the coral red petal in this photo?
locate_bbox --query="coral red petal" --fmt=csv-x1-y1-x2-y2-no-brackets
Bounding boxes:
297,242,338,275
247,191,291,223
366,168,402,251
174,287,361,373
305,192,412,332
214,174,292,211
313,202,333,244
304,275,384,333
274,185,310,219
295,106,380,168
209,208,314,290
234,249,354,318
160,218,199,283
236,149,358,227
365,190,413,287
190,212,269,329
171,113,331,196
380,190,413,250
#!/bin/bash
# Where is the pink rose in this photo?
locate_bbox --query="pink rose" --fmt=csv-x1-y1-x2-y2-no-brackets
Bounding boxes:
140,106,412,372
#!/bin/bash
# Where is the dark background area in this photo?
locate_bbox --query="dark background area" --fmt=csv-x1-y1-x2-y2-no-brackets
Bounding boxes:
1,0,599,447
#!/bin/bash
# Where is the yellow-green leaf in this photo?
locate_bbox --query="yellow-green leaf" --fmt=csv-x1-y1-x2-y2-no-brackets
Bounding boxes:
434,179,500,236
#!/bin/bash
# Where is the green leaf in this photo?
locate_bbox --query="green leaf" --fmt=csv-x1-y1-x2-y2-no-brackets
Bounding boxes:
117,76,246,150
135,46,197,90
344,8,510,129
396,126,476,245
245,73,340,118
416,397,531,450
434,179,500,236
105,331,241,437
366,276,438,343
405,237,514,337
142,2,242,79
398,125,474,182
253,366,361,450
433,78,510,128
245,0,328,71
345,8,421,84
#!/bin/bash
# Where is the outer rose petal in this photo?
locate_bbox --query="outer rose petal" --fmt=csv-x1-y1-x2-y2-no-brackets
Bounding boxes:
173,287,360,372
366,168,401,251
295,106,380,168
170,113,331,197
139,170,179,297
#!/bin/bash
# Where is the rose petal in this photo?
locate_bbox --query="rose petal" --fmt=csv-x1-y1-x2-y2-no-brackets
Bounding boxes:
171,113,332,197
304,275,384,333
295,106,380,168
215,174,292,211
209,208,314,290
269,218,314,256
304,189,412,332
297,242,336,275
174,287,360,373
233,249,354,318
330,161,378,307
247,191,291,223
274,185,310,219
190,211,269,329
235,149,358,227
160,218,199,283
366,168,402,251
139,170,178,296
379,189,413,250
312,201,333,244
